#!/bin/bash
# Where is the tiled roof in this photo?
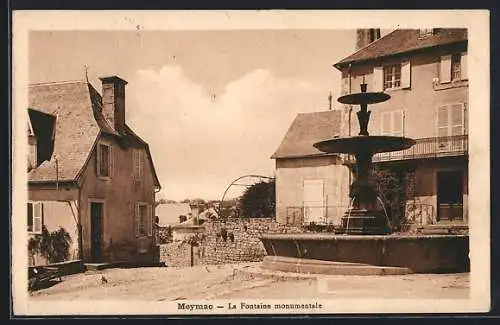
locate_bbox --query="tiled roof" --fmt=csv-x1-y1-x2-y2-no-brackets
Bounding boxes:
28,80,161,188
28,81,101,183
271,110,343,159
335,28,468,68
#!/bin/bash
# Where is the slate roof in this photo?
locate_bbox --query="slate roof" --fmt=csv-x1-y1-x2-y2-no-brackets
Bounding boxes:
28,80,161,188
271,110,343,159
335,28,468,68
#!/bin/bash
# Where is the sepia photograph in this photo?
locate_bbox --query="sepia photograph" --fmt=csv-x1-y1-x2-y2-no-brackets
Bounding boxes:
11,10,490,315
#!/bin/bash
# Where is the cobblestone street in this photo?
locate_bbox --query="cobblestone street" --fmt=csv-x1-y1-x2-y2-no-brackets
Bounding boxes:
29,263,470,301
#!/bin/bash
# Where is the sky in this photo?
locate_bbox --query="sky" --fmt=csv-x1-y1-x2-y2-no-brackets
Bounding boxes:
29,30,361,200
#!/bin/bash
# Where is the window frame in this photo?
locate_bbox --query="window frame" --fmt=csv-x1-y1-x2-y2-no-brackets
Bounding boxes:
383,64,402,90
418,29,434,38
451,53,462,81
97,142,113,179
133,148,145,182
135,202,153,237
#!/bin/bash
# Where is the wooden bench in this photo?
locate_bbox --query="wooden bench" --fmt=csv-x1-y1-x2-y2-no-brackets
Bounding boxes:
28,266,63,291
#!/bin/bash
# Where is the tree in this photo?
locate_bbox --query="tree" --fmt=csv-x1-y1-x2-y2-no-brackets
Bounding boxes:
240,179,276,218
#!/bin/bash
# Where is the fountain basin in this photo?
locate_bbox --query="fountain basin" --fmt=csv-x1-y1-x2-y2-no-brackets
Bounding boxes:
314,135,416,154
259,233,469,273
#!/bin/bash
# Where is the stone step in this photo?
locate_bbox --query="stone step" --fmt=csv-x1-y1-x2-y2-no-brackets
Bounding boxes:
260,256,412,276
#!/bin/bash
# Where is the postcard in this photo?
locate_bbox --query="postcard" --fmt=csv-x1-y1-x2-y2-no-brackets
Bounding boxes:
11,10,490,315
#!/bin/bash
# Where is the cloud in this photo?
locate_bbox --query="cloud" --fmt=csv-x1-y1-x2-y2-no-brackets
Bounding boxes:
125,65,328,200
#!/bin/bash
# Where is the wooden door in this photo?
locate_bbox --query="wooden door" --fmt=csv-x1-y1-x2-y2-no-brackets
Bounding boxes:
90,202,104,262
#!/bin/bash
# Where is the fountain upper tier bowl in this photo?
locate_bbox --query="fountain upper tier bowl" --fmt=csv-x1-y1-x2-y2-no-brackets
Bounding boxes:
314,135,416,155
337,92,391,105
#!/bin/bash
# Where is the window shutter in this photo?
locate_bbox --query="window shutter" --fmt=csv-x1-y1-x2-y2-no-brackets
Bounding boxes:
27,202,33,232
440,55,452,83
135,203,140,237
437,105,449,137
96,145,101,176
140,151,145,180
133,149,141,181
147,205,152,236
436,105,450,151
401,61,411,89
461,52,468,80
381,112,391,135
34,202,43,233
393,110,404,136
373,66,383,92
109,145,114,178
450,103,465,136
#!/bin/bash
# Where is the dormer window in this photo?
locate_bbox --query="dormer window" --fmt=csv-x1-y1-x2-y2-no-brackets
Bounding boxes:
419,29,434,38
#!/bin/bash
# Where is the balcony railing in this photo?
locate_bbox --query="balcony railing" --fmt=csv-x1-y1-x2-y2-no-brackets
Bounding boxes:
344,135,468,164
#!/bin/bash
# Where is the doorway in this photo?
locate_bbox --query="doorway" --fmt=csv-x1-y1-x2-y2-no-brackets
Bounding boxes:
303,179,325,224
437,170,464,222
90,201,104,262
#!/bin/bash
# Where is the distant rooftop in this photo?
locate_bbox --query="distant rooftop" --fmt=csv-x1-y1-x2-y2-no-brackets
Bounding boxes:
271,110,342,159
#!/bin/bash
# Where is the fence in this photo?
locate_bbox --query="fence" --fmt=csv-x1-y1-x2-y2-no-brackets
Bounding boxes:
404,202,436,225
285,205,351,226
286,203,437,227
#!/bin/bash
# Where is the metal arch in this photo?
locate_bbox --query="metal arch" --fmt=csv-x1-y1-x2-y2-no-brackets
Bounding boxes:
218,174,275,217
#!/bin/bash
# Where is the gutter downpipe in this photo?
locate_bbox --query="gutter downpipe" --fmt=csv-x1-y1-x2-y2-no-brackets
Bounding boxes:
76,178,84,261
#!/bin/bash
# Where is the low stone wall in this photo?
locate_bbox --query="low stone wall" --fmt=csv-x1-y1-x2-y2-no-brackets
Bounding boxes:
159,218,302,267
159,241,201,267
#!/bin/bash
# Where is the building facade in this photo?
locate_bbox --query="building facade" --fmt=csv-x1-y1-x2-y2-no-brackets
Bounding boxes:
272,111,350,225
335,28,468,227
28,76,162,265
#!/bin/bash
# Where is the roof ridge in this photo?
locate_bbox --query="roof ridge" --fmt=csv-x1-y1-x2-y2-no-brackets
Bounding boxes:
29,79,87,87
334,28,399,69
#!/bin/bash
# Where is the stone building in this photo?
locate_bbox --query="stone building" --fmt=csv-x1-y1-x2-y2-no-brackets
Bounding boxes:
27,76,161,265
273,28,468,229
335,28,468,227
271,111,350,225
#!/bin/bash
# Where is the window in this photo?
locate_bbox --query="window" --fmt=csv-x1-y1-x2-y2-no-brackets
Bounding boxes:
440,53,467,83
135,202,152,237
436,103,466,151
451,54,461,81
97,143,113,178
28,202,43,233
383,65,401,90
381,110,404,136
133,148,144,181
374,61,411,91
419,29,434,38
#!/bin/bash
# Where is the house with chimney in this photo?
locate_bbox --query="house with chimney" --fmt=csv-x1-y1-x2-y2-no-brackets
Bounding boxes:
336,28,468,228
27,76,161,266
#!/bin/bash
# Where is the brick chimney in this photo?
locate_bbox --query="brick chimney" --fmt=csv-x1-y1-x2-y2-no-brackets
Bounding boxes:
356,29,381,50
99,76,128,133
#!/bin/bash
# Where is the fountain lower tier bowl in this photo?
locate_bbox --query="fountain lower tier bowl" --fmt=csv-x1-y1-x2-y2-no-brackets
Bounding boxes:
314,136,416,154
258,233,469,274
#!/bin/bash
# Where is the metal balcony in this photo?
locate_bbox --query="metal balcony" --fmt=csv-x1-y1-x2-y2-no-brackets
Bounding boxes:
344,134,468,164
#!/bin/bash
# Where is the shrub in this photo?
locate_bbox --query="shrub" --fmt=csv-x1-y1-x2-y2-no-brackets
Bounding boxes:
28,226,72,264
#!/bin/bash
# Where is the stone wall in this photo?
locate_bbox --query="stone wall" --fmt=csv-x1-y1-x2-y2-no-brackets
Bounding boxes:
159,218,302,267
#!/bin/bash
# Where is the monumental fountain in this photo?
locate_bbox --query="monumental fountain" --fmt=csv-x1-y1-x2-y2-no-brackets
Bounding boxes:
258,83,469,275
